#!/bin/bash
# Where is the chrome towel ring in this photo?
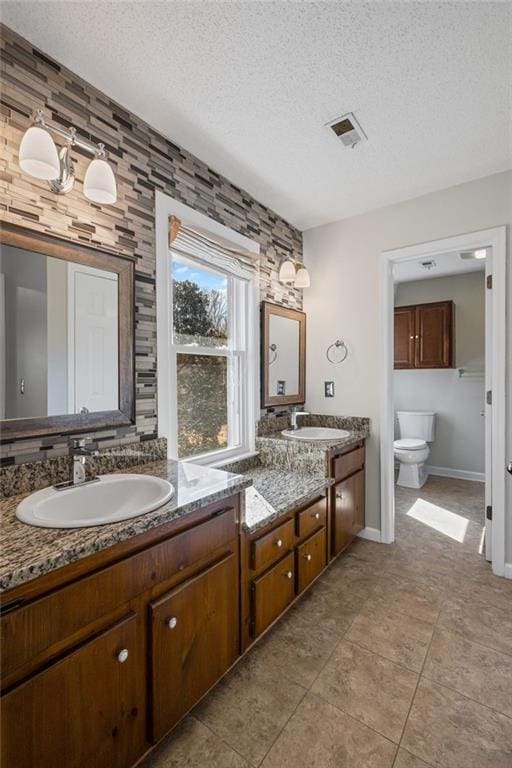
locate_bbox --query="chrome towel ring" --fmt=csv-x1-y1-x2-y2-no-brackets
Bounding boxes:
326,339,348,365
269,343,278,365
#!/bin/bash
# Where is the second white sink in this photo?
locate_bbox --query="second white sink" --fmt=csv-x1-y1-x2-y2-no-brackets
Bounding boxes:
16,473,174,528
282,427,350,441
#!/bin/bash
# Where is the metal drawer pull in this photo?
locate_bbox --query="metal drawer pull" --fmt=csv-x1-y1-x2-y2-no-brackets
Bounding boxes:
314,512,320,520
275,538,283,548
166,617,178,629
117,649,129,663
284,570,293,579
304,553,312,561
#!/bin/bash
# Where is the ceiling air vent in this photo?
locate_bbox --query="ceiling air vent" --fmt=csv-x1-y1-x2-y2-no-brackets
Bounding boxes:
327,112,367,148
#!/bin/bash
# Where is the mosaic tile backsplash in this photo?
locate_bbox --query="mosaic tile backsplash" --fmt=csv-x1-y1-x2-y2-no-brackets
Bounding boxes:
0,25,303,468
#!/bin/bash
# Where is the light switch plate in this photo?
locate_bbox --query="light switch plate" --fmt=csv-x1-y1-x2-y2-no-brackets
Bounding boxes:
325,381,335,397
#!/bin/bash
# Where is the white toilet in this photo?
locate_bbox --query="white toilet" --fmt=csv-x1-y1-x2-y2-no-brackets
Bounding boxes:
394,411,436,489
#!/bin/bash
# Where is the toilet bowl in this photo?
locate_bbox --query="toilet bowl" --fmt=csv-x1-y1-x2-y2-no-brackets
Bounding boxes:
394,412,435,489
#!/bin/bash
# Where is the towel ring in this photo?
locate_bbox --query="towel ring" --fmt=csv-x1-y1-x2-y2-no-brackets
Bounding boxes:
269,343,278,365
326,339,348,365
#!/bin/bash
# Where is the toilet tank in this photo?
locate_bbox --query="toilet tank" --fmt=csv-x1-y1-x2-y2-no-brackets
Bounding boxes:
396,411,436,441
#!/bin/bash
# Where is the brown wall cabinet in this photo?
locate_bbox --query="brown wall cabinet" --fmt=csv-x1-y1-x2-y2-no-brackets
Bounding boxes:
394,301,454,369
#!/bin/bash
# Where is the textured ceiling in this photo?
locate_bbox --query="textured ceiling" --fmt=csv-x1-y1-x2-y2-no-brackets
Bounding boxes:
2,2,511,230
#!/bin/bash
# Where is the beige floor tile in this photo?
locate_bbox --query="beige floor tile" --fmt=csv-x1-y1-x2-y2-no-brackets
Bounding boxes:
141,716,249,768
311,640,418,742
423,629,512,717
193,649,306,766
372,575,442,625
261,691,397,768
437,595,512,657
392,749,432,768
402,678,512,768
345,600,434,672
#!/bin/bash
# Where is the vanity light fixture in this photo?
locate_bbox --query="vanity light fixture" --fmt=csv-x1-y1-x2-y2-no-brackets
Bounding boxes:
18,110,117,204
278,258,311,288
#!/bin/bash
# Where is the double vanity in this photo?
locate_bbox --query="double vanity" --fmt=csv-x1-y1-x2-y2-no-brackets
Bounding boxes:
0,417,368,768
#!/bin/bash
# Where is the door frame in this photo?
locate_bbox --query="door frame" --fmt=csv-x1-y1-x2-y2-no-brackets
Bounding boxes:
379,226,507,578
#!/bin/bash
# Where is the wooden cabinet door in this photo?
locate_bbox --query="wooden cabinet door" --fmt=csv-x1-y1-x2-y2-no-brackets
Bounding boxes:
150,553,239,741
353,469,365,537
332,474,359,556
1,613,145,768
394,307,415,368
251,552,295,638
415,301,453,368
296,528,327,593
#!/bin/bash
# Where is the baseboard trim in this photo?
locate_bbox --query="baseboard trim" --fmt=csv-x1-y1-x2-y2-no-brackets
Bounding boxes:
503,563,512,580
358,526,382,543
425,465,485,483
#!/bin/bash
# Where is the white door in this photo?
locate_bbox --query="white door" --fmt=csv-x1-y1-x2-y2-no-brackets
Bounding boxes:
484,250,493,561
68,265,118,414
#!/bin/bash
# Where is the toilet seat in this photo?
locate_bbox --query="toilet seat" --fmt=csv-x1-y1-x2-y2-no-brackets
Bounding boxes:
394,438,427,451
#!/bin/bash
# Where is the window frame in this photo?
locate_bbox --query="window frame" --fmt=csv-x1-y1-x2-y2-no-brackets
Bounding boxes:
170,251,254,463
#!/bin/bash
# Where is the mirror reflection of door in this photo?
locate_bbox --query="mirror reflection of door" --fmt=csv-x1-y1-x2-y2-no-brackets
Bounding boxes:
0,244,119,420
268,314,300,397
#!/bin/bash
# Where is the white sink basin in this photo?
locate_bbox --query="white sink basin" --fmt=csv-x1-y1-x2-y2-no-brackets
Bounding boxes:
16,474,174,528
282,427,350,441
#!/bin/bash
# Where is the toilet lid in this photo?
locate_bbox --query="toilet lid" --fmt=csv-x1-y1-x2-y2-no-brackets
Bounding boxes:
394,438,427,450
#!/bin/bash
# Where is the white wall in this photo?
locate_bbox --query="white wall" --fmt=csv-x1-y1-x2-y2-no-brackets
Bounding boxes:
394,271,485,477
303,171,511,561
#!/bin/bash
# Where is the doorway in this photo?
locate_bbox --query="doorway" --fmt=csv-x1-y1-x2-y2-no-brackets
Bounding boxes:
380,227,507,577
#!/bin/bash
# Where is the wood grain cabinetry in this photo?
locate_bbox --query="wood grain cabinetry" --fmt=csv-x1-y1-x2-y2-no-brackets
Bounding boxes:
296,527,327,594
394,301,454,369
1,613,145,768
0,495,241,768
150,552,239,740
251,551,296,636
329,441,366,558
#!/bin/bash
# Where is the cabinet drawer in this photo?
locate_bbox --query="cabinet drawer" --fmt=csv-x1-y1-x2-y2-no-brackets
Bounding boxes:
1,505,238,684
296,528,327,594
150,553,239,741
251,552,295,637
1,613,145,768
250,518,295,572
296,498,326,539
333,445,364,481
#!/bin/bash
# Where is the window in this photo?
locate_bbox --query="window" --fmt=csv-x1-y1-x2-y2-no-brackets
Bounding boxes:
169,251,255,462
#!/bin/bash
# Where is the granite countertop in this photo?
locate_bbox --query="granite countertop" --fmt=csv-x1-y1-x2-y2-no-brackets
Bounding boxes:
0,460,251,593
257,427,369,453
241,466,333,533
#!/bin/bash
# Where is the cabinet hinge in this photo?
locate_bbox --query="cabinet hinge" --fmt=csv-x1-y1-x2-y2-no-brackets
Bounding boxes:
486,390,492,405
486,274,492,289
486,505,493,521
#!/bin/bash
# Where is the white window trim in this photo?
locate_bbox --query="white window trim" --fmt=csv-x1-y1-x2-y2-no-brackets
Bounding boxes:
155,190,260,465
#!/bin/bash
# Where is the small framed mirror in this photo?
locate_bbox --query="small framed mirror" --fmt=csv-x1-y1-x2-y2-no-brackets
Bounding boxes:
261,301,306,407
0,222,135,440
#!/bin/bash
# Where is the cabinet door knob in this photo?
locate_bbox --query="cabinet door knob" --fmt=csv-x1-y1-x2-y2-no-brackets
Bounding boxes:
336,492,343,500
304,553,312,561
275,538,283,548
117,648,129,663
284,570,293,579
166,617,178,629
314,512,320,520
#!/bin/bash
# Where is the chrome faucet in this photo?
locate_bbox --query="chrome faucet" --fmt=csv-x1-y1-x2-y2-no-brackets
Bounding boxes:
290,405,309,431
54,439,100,491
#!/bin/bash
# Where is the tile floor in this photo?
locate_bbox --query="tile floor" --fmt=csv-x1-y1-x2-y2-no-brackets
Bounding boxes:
142,476,512,768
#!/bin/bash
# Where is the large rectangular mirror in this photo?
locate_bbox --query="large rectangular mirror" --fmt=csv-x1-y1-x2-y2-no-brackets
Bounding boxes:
261,301,306,407
0,223,134,440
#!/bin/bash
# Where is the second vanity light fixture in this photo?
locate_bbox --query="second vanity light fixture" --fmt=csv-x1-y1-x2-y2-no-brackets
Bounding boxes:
18,109,117,204
278,258,311,288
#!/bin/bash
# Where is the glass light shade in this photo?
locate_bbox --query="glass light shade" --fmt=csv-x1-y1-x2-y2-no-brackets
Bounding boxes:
83,157,117,204
278,259,296,282
294,266,311,288
19,125,60,180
